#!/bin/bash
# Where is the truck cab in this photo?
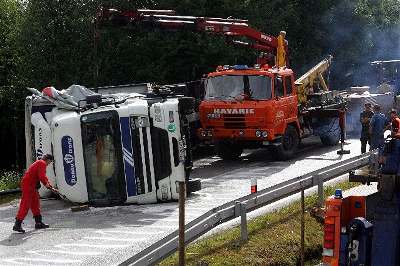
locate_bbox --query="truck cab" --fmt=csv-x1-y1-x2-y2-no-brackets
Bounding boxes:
26,88,197,206
198,64,300,160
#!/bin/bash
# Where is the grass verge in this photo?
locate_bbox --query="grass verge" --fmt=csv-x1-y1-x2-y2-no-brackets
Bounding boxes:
159,181,359,266
0,169,22,205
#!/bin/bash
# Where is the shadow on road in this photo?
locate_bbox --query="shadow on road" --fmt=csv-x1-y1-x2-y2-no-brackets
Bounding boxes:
191,137,355,182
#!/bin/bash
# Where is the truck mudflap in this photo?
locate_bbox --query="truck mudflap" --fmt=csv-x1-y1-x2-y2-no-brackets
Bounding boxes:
31,112,56,197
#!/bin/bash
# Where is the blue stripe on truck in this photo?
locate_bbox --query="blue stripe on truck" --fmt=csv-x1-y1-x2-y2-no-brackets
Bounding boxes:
120,117,136,197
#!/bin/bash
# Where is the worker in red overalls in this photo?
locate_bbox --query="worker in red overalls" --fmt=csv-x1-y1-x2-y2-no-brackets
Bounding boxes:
13,154,56,233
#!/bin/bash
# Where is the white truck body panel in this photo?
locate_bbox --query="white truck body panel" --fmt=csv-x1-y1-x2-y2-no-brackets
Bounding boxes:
25,91,191,205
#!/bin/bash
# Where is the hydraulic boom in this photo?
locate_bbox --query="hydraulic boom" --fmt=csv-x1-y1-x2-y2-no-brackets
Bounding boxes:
95,7,289,67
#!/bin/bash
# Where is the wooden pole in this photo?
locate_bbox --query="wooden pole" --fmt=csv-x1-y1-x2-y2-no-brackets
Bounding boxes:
301,188,305,266
178,181,185,266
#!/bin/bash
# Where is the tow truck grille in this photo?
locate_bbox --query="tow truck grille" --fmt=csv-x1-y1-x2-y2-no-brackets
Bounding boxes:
223,114,246,128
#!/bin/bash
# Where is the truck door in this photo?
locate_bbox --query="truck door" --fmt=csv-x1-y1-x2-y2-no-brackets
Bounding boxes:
81,111,127,206
273,76,287,134
283,75,298,120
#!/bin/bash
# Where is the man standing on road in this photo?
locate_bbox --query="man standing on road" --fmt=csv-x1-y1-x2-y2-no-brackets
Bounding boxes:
360,103,374,153
13,154,56,233
369,104,388,151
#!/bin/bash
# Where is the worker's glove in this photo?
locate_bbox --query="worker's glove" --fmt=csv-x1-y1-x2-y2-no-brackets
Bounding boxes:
45,183,53,190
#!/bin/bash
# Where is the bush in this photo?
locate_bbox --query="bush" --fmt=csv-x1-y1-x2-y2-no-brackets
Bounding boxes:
0,170,22,190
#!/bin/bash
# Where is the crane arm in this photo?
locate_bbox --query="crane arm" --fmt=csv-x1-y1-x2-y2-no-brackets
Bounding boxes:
295,55,333,105
95,7,288,67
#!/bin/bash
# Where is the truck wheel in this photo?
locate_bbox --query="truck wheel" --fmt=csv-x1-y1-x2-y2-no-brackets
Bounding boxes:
187,178,201,194
178,97,195,115
216,140,243,160
276,125,300,160
320,134,340,146
316,118,340,146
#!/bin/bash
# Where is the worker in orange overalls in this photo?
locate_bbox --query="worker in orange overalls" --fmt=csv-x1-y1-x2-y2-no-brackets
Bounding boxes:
13,154,56,233
390,110,400,139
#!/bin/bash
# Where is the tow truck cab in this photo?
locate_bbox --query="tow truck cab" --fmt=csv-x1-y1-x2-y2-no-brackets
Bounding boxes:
198,65,298,143
26,95,195,205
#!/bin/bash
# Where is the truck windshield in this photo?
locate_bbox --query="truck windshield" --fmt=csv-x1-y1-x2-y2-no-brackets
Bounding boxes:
205,75,272,100
81,111,126,205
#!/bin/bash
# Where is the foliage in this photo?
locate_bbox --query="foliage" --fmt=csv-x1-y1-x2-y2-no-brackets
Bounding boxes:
0,169,21,190
1,0,400,168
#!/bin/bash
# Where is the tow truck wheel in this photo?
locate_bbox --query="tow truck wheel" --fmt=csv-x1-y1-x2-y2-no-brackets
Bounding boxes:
216,140,243,160
178,97,195,115
276,125,300,160
320,132,340,146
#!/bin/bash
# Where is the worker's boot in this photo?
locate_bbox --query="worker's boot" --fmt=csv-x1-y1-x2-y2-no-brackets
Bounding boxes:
13,218,25,233
34,215,49,229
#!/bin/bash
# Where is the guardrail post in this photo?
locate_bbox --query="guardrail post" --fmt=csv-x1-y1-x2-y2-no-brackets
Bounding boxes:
240,203,248,242
318,175,324,207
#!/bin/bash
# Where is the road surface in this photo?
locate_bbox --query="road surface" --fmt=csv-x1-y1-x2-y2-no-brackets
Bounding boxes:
0,138,362,265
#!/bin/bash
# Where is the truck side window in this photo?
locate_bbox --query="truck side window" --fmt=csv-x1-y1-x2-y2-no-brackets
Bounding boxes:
285,76,293,95
274,76,284,97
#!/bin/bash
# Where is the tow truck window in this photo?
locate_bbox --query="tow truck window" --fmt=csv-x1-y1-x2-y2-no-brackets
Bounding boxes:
285,76,293,95
81,111,126,205
274,76,284,97
205,75,272,100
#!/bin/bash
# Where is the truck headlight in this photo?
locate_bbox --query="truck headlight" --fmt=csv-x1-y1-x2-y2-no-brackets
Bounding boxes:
255,130,262,138
262,131,268,138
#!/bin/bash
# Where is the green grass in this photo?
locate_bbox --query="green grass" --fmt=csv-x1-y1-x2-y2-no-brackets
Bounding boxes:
0,169,21,190
159,181,359,266
0,193,20,205
0,169,22,204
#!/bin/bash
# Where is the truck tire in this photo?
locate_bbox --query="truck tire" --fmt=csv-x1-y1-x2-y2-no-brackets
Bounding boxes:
315,118,340,146
187,178,201,194
178,97,195,115
216,140,243,160
320,134,340,146
276,125,300,160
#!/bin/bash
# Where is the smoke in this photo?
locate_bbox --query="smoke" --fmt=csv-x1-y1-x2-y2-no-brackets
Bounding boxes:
322,0,400,90
321,0,400,137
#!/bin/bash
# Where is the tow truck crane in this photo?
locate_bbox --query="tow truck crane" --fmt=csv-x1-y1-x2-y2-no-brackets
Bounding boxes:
96,8,346,160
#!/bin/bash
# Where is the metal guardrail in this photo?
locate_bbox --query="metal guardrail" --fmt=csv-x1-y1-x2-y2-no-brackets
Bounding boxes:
120,152,372,266
0,188,21,196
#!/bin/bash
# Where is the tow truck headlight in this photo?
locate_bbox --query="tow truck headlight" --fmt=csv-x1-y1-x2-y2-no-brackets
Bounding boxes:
200,130,207,137
207,113,220,119
239,130,245,136
255,130,262,138
262,131,268,138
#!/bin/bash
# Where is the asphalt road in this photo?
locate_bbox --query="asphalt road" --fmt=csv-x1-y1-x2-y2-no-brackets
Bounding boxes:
0,138,362,265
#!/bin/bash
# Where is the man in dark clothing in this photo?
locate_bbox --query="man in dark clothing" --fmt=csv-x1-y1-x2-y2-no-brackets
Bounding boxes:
360,103,374,153
13,154,56,233
369,104,388,150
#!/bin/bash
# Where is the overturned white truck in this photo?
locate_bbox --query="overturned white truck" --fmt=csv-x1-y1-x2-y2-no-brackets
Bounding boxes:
25,85,200,206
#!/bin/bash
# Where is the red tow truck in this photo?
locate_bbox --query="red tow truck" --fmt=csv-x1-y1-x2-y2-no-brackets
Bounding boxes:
97,8,346,160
